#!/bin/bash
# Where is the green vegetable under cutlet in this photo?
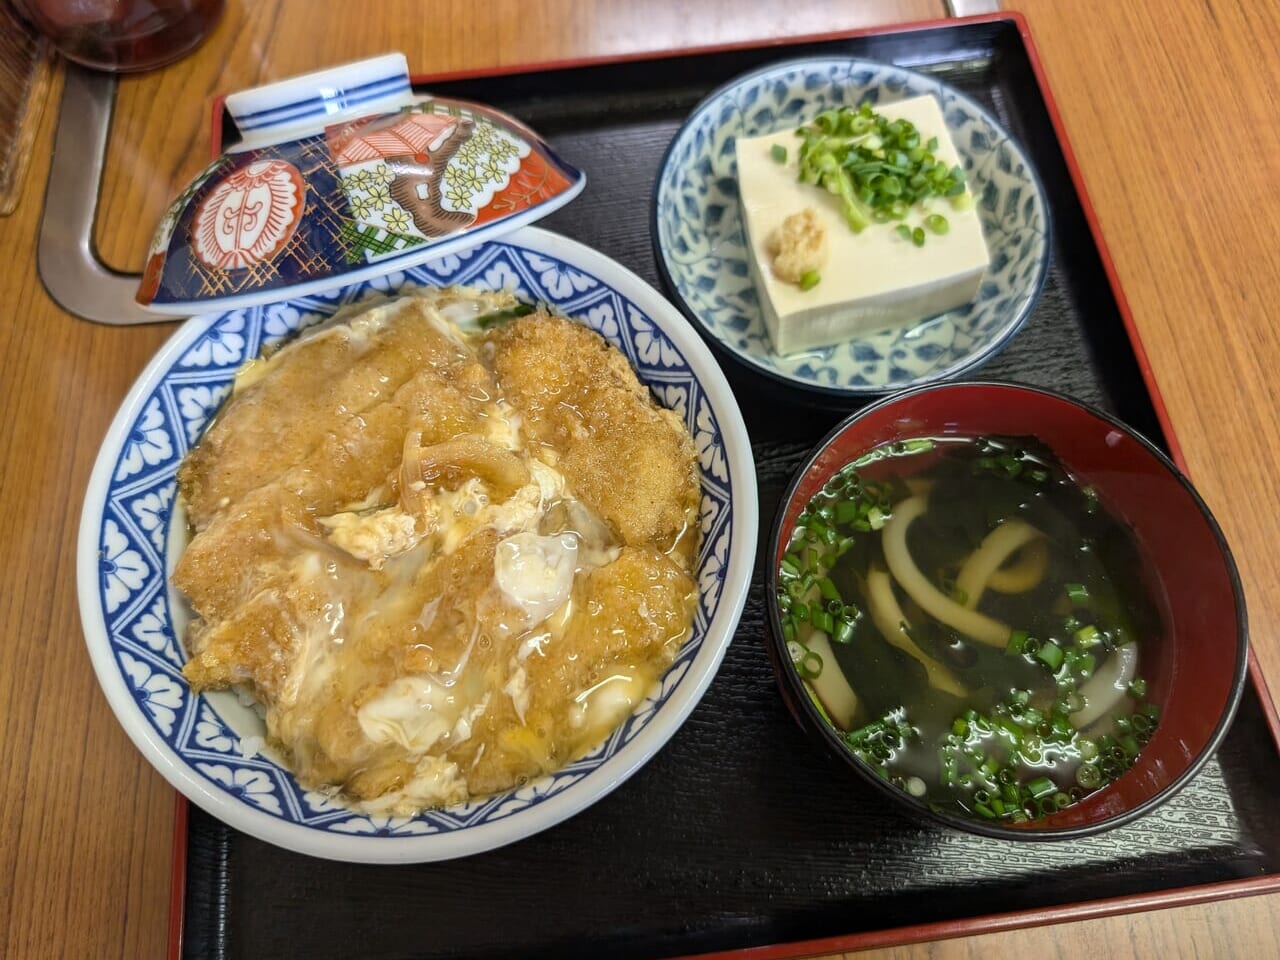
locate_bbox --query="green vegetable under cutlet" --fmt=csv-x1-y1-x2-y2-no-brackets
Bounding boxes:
475,302,537,329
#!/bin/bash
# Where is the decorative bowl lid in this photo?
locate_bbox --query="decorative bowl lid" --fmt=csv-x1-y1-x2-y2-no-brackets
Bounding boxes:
137,53,585,315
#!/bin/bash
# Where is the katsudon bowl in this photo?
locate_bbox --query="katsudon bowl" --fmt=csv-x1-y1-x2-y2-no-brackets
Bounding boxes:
77,226,757,863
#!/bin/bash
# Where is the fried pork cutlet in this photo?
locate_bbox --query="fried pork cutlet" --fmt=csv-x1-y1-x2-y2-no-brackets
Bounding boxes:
179,293,486,532
172,290,702,815
486,314,702,569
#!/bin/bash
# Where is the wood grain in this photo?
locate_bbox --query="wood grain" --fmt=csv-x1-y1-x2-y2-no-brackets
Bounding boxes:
0,4,54,215
841,894,1280,959
849,0,1280,954
5,0,1280,958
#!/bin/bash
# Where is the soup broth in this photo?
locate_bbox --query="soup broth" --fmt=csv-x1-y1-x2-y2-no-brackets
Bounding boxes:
777,436,1163,825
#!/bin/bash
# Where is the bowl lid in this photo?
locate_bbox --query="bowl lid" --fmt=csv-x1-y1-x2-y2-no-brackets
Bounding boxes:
136,53,585,315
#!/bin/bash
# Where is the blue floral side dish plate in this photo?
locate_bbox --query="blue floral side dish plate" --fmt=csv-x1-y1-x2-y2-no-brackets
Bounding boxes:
653,57,1051,399
78,226,757,863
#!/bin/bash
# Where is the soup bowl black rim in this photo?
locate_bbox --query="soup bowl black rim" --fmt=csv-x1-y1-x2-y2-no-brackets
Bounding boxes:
763,378,1250,841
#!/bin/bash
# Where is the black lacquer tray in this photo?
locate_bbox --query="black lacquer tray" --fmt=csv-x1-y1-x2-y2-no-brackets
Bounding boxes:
176,14,1280,960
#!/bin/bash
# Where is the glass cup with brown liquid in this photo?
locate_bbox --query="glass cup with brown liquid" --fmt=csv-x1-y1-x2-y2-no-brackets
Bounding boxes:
12,0,225,73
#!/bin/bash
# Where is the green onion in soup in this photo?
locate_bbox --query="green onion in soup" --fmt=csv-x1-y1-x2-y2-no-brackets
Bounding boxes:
777,436,1162,825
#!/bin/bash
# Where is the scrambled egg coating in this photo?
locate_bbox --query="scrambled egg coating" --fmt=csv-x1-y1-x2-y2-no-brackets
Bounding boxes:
173,290,701,815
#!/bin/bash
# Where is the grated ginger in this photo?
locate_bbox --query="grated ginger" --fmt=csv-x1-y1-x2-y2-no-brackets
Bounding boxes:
766,208,827,284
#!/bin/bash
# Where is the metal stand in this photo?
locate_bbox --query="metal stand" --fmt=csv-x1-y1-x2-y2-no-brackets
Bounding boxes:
38,66,162,325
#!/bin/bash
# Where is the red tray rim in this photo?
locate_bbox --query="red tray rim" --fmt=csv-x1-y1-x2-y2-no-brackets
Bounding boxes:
176,10,1280,959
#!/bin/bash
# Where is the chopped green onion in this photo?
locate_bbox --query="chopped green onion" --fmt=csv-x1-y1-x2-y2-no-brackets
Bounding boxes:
1036,641,1065,671
1026,776,1057,800
924,213,949,235
817,577,841,602
1077,763,1102,789
1065,583,1090,604
994,718,1024,743
1074,624,1100,645
895,224,912,241
1006,629,1029,656
794,104,966,241
1128,677,1148,698
1075,652,1096,678
835,500,861,525
799,649,823,679
799,270,821,291
786,639,806,664
475,302,536,328
911,226,926,247
771,143,788,164
832,619,855,645
813,609,835,635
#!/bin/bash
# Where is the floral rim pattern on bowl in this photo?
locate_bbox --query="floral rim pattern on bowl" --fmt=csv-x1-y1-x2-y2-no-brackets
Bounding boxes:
81,227,757,863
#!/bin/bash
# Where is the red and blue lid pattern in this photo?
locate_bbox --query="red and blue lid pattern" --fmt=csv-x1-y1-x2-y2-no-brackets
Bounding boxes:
137,53,585,315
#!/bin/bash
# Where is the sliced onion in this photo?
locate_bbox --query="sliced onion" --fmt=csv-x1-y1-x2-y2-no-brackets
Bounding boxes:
400,433,530,508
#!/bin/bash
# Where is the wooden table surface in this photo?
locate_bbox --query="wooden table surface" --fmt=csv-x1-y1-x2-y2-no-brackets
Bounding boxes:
3,0,1279,957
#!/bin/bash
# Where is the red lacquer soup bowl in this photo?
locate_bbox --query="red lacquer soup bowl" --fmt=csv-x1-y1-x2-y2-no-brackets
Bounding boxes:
764,381,1248,840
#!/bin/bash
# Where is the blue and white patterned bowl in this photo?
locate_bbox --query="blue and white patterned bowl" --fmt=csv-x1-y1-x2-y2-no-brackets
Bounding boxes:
653,57,1051,400
78,226,757,863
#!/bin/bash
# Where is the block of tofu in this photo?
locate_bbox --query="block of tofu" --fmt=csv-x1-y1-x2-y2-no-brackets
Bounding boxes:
735,94,990,355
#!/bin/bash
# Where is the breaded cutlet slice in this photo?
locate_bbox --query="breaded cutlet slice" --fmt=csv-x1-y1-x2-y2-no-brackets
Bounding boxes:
179,296,483,532
175,353,495,624
486,314,701,565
